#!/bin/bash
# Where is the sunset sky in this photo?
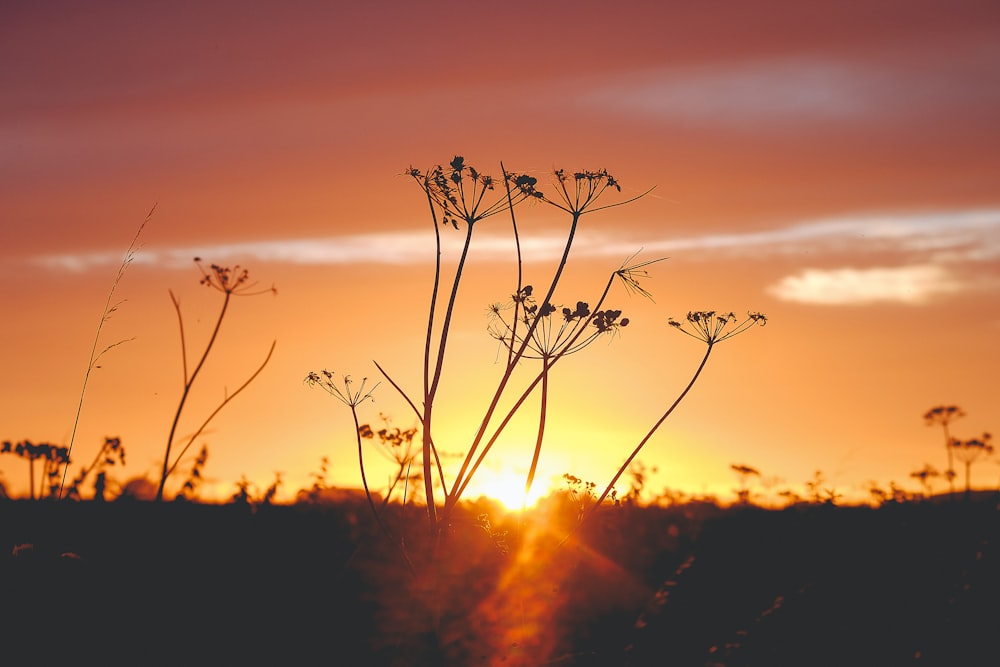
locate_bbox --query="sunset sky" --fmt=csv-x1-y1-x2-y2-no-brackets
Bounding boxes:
2,0,998,505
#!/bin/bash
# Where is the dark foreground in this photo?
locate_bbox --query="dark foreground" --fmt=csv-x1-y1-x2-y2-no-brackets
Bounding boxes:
1,497,997,666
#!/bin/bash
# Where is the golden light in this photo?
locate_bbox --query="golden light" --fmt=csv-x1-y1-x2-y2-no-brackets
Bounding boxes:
475,468,550,512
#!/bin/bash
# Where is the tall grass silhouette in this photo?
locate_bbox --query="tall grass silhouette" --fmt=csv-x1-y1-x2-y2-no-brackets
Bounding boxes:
58,205,155,498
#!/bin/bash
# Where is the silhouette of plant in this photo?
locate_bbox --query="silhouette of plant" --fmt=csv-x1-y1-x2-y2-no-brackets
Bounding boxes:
730,463,761,505
305,156,767,664
583,311,766,520
304,370,412,567
176,444,209,501
229,471,282,508
909,463,940,500
624,461,657,503
64,436,126,501
358,414,421,506
2,440,70,499
307,157,764,571
156,259,276,501
949,433,994,499
924,405,964,496
804,470,837,504
297,456,332,504
60,206,154,498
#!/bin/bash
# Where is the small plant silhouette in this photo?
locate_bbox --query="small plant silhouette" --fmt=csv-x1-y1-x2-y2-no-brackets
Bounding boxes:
63,436,127,501
156,259,276,501
923,405,964,496
949,433,994,499
909,463,940,500
2,440,70,499
730,463,761,505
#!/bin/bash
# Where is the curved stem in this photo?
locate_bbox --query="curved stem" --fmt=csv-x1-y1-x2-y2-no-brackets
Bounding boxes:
156,290,231,501
586,342,715,520
447,212,581,511
524,360,549,501
451,266,618,506
165,340,276,479
373,360,449,499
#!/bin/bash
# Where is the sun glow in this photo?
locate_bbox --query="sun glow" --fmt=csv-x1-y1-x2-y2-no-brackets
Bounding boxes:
476,469,550,512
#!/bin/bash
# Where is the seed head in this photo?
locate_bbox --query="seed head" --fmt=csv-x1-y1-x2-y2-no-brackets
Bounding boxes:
668,310,767,345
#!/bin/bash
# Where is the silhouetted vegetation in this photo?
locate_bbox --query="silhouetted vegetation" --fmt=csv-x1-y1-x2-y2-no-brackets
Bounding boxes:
156,259,277,501
3,160,996,665
1,495,997,665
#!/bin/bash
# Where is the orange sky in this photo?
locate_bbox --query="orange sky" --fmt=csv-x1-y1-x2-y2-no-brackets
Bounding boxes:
2,0,999,505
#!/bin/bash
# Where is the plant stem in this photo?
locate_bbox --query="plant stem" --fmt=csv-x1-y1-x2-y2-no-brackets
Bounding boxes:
164,340,276,480
524,359,550,501
156,289,231,501
447,212,581,512
59,205,154,498
587,342,715,518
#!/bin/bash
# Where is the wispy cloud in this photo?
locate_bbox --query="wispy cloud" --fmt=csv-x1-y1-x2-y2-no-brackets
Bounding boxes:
26,209,1000,288
767,265,965,305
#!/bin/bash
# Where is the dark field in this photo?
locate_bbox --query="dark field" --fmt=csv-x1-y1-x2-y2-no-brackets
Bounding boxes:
1,497,997,666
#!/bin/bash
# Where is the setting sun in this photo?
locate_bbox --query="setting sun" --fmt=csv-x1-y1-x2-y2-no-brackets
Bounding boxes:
474,469,551,512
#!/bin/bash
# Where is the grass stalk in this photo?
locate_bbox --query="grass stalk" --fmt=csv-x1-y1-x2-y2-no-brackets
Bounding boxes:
58,205,155,498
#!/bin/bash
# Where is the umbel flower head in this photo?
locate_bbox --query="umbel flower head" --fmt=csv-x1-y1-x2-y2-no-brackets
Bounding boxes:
304,370,379,408
194,258,277,296
508,167,650,217
668,311,767,345
488,285,629,358
406,156,541,229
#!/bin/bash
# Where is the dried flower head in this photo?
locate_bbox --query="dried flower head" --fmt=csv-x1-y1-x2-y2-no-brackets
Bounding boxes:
304,370,379,408
407,156,539,228
614,253,668,301
488,289,629,359
194,258,276,296
668,310,767,345
923,405,965,426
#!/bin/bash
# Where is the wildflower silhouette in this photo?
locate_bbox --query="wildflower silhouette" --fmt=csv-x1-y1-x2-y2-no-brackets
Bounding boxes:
909,463,940,499
64,436,126,501
585,311,767,518
399,158,544,524
358,414,421,507
453,254,664,511
156,259,276,501
949,433,994,499
308,157,766,567
486,289,631,504
2,440,70,499
923,405,964,496
304,373,403,535
730,463,761,505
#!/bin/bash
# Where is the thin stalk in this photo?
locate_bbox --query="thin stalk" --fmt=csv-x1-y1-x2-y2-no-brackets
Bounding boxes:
156,289,231,501
524,359,550,500
447,211,582,511
500,162,524,370
452,266,619,505
587,342,715,518
373,360,449,499
59,205,154,498
164,340,276,480
350,405,392,544
422,188,442,405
